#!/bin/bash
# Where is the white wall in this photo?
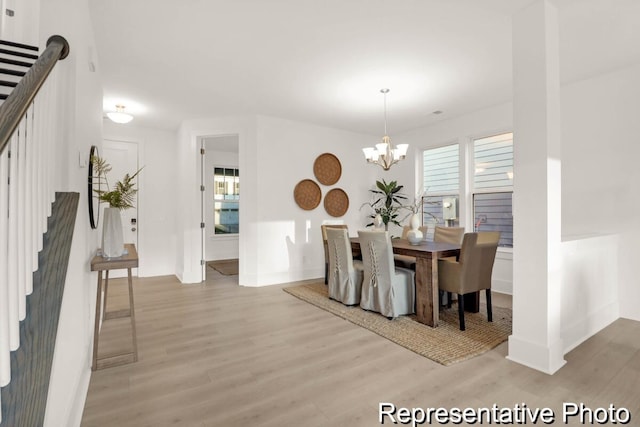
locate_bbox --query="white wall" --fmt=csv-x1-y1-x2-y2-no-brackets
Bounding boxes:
204,141,239,261
561,234,619,352
561,63,640,322
36,0,104,425
0,0,39,44
250,115,380,286
176,116,256,283
177,115,392,286
398,102,514,294
102,121,178,277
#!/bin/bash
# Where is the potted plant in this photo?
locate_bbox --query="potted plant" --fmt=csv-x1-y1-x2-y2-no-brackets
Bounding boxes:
91,155,143,257
360,179,408,231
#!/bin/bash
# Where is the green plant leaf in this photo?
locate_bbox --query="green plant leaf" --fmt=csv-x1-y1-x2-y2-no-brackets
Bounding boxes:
91,156,143,210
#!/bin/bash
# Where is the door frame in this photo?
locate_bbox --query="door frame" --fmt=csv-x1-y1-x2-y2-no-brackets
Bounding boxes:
199,133,240,281
102,136,144,275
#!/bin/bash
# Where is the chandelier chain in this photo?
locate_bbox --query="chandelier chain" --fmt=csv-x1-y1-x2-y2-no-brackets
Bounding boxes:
383,90,388,136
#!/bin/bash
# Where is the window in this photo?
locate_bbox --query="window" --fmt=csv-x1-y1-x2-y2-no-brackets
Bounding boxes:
422,144,459,240
423,143,459,193
213,167,239,234
421,132,514,248
473,133,513,247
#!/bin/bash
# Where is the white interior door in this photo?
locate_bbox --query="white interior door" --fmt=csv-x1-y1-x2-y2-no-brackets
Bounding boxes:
103,139,139,277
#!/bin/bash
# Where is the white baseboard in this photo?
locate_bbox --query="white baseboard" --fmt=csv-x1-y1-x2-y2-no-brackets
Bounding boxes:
240,268,324,287
177,270,201,284
65,368,91,427
43,353,91,427
492,278,512,295
507,335,566,375
562,301,619,354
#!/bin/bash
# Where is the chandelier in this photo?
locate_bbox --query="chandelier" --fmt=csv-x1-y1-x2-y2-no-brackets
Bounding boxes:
362,88,408,170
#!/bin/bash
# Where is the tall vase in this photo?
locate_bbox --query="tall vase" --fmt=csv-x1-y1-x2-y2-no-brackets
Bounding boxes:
407,213,423,245
373,214,384,230
102,207,125,257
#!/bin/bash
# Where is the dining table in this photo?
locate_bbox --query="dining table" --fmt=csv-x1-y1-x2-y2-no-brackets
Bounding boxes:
350,237,461,327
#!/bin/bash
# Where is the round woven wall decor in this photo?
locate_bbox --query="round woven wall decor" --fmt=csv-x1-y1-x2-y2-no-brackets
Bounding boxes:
313,153,342,186
294,179,322,210
324,188,349,217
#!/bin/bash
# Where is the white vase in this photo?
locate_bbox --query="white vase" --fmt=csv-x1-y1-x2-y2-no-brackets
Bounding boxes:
373,214,384,229
102,207,125,257
407,213,423,245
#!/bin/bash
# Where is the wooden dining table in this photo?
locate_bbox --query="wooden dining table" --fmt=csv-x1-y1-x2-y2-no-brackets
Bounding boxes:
350,237,460,327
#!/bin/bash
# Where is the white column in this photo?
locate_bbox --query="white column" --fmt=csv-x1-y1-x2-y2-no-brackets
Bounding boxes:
507,0,565,374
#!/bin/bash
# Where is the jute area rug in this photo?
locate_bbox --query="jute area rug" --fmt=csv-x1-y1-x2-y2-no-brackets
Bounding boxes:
206,259,239,276
283,282,512,366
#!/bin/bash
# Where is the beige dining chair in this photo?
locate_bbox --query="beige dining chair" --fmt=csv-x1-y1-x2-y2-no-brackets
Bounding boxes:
394,225,429,269
437,231,500,330
433,225,465,306
358,230,415,319
321,224,349,284
326,227,364,305
434,225,465,244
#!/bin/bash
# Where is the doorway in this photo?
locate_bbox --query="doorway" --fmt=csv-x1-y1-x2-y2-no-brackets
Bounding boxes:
200,135,239,280
102,139,140,278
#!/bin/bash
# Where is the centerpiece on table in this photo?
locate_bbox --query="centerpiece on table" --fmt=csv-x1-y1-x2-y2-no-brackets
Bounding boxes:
91,155,143,257
401,189,440,244
403,192,425,244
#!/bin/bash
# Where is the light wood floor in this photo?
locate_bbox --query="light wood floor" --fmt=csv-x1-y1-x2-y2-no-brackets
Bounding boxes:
81,269,640,426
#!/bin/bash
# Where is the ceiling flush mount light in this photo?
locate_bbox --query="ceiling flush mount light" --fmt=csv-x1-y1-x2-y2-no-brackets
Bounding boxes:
362,88,408,171
106,104,133,124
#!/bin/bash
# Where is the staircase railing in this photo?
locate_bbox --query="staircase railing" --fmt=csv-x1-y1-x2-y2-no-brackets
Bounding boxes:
0,35,69,425
0,35,69,154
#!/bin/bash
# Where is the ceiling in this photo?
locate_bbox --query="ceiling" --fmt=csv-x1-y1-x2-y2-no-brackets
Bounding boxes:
89,0,640,135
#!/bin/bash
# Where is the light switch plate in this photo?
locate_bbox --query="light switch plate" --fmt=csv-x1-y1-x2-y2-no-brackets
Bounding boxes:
79,150,88,168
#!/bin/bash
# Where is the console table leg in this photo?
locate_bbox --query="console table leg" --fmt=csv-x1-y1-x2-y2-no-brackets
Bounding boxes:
101,270,110,320
92,272,103,371
127,268,138,362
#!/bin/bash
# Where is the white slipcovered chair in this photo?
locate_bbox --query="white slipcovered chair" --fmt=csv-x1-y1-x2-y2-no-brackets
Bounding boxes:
326,227,364,305
321,224,349,284
358,230,415,319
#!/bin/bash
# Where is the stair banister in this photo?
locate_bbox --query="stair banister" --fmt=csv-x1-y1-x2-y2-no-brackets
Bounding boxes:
0,35,69,155
0,34,71,425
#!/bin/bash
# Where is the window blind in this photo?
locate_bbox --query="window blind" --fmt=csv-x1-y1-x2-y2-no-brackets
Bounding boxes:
474,133,513,190
423,144,459,193
473,132,513,247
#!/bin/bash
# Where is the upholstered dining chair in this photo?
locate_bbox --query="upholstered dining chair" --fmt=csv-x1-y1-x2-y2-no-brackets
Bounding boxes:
326,227,364,305
433,225,465,306
434,225,465,244
358,230,415,319
321,224,349,284
394,225,429,269
437,231,500,330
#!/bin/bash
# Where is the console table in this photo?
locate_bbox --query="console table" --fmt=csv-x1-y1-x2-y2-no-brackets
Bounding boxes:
90,243,138,370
